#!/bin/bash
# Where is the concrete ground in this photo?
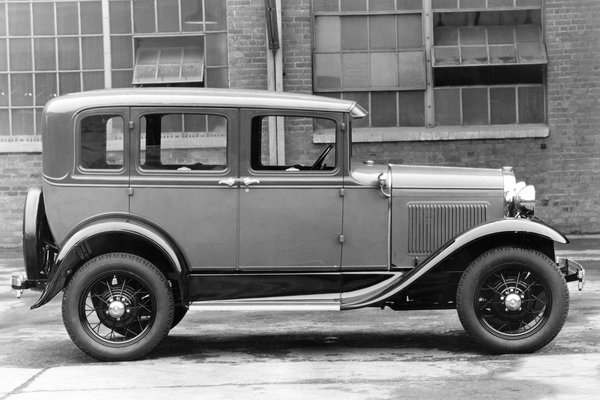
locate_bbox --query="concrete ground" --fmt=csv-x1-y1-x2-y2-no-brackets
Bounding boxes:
0,238,599,399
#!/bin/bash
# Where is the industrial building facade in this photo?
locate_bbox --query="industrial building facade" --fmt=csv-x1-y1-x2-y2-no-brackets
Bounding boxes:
1,0,599,246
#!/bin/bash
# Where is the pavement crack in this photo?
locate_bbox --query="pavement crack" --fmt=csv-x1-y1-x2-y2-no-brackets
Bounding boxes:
0,368,47,400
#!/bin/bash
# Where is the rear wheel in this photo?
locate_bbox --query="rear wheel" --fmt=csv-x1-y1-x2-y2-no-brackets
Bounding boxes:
457,247,569,353
62,253,174,361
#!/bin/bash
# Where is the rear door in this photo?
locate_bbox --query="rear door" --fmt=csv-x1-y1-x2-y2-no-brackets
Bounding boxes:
128,107,239,271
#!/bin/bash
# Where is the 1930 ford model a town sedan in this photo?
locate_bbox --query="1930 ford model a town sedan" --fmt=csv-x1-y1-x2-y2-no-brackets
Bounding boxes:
12,88,584,361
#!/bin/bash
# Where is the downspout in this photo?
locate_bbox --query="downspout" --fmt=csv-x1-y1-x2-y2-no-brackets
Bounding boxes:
265,0,285,165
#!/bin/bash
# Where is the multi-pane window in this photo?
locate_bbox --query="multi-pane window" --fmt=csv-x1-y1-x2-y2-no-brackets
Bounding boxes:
312,0,547,129
0,1,105,135
0,0,228,138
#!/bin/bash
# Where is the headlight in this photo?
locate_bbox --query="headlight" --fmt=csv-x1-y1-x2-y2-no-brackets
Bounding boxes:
502,166,535,217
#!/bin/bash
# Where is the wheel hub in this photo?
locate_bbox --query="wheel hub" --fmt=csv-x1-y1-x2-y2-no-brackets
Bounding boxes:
108,300,126,318
504,292,522,311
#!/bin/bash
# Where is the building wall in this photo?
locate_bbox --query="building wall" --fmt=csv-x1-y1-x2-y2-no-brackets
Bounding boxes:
1,0,599,247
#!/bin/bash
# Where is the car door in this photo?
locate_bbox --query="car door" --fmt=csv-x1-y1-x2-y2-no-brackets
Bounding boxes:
128,107,239,271
238,110,344,275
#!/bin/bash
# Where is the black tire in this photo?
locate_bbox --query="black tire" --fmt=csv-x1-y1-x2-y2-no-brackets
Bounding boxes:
62,253,174,361
456,246,569,353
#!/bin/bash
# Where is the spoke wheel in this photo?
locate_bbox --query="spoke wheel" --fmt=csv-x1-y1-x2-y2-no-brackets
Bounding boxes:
63,253,173,361
457,247,569,353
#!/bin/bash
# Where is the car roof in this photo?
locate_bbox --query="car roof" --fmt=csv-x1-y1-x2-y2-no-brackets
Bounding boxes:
44,88,367,117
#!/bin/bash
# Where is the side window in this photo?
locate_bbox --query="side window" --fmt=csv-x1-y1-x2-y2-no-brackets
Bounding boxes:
139,113,227,171
80,115,124,170
251,115,336,172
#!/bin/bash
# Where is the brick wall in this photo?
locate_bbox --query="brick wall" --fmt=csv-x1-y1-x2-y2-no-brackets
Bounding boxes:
0,154,42,248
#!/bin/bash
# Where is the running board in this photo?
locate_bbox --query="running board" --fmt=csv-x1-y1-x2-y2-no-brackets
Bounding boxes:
189,301,340,311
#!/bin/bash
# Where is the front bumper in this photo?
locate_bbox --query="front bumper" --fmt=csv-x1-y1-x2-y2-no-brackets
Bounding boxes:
557,257,585,291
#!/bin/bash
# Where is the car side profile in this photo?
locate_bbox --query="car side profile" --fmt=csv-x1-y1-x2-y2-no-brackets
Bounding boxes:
12,88,584,361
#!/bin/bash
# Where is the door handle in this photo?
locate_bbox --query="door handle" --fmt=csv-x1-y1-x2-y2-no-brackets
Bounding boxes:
218,177,237,187
241,177,260,187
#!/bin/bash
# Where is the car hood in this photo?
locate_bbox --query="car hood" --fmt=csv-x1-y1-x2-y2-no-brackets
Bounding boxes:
351,163,504,190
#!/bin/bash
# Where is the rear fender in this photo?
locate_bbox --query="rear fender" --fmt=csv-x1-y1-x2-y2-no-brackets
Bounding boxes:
341,218,567,309
31,216,188,309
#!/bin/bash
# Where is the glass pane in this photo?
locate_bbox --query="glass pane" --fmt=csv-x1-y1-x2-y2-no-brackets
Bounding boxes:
315,16,340,52
461,46,489,64
12,109,34,135
397,14,423,49
460,27,486,45
434,88,460,125
57,3,78,35
432,0,458,9
488,26,514,45
488,0,515,7
33,3,55,35
0,74,8,106
157,0,180,33
490,87,516,124
434,26,458,46
134,0,156,33
371,92,397,127
433,46,459,66
518,85,544,123
398,91,425,127
342,16,368,51
370,16,396,50
141,113,227,169
206,33,226,66
11,75,33,107
36,108,44,135
0,5,5,36
0,40,6,71
59,72,81,95
313,0,339,12
205,0,227,31
10,38,32,72
112,70,133,88
133,65,157,83
8,3,31,36
341,0,367,11
369,0,394,11
342,92,369,128
111,37,133,69
516,25,541,43
460,0,481,7
371,53,398,87
342,53,369,89
182,0,203,32
398,51,426,89
206,67,228,88
81,2,102,34
314,54,341,90
35,73,58,106
0,110,8,135
517,0,542,6
82,37,104,70
110,1,132,34
462,88,489,125
158,65,182,81
58,38,80,70
397,0,423,10
81,115,124,169
490,45,516,64
517,43,546,63
83,72,105,91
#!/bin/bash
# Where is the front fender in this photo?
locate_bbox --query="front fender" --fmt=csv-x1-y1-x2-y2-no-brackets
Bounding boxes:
341,218,567,309
31,216,188,309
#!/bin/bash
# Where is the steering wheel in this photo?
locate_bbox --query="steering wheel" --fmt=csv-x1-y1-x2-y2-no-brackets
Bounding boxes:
311,144,334,170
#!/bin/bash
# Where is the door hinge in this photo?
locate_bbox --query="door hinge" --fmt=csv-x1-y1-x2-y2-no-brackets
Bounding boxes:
339,188,345,197
128,121,135,131
338,234,345,244
128,187,134,196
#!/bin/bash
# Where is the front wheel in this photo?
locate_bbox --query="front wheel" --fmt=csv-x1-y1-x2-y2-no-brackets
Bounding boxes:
62,253,174,361
456,247,569,353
